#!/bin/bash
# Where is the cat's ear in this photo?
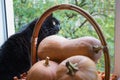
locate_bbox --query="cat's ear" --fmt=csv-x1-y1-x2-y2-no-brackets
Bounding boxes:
49,13,53,17
47,13,53,18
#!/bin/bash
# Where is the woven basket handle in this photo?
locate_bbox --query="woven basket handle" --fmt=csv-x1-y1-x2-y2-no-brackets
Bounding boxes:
31,4,110,80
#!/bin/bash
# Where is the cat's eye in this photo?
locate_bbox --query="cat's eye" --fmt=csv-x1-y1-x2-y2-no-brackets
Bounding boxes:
52,21,56,26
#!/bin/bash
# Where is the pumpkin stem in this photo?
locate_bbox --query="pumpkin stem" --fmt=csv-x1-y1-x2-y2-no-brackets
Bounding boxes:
93,45,103,53
66,61,78,76
44,56,50,66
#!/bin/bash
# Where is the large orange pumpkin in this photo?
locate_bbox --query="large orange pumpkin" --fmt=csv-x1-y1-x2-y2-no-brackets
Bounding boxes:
38,35,102,63
56,55,100,80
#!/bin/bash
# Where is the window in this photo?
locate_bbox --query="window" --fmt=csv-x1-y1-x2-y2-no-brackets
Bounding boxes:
0,0,15,46
1,0,119,78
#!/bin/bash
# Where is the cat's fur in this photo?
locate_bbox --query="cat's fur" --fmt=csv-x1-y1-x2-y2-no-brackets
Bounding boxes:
0,14,60,80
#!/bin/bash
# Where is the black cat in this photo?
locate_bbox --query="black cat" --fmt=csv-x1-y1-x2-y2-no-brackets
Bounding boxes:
0,14,60,80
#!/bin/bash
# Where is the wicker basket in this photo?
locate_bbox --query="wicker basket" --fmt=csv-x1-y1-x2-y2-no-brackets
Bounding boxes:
31,4,110,80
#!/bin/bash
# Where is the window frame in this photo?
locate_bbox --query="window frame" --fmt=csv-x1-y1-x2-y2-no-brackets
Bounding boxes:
114,0,120,78
0,0,15,46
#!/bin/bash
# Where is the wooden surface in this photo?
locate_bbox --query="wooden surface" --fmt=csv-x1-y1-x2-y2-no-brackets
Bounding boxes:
114,0,120,78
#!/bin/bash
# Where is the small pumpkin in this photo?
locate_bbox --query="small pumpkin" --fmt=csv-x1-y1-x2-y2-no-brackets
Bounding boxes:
56,55,99,80
38,35,102,63
26,57,58,80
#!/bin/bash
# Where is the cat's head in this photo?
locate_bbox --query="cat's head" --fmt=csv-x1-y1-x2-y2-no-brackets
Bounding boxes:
37,13,60,44
40,13,60,35
20,13,60,44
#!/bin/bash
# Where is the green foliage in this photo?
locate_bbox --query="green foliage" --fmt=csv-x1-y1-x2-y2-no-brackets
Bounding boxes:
13,0,57,31
13,0,115,72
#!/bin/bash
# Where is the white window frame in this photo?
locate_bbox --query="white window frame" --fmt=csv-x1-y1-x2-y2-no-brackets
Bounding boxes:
114,0,120,79
0,0,15,46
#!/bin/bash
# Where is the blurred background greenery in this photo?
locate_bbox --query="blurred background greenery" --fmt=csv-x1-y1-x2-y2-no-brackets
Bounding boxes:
13,0,115,72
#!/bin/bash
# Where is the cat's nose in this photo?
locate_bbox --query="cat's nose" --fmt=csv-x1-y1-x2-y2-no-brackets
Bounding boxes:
57,25,61,31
